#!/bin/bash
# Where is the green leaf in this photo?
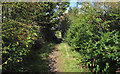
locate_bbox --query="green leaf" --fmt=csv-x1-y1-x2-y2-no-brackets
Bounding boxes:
4,61,7,64
2,34,5,37
27,37,31,39
33,33,37,36
28,40,32,43
26,45,28,47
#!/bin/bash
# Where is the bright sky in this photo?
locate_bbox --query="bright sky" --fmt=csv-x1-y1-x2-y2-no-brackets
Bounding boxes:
69,0,77,8
69,0,93,8
65,0,93,13
65,0,79,13
68,0,93,9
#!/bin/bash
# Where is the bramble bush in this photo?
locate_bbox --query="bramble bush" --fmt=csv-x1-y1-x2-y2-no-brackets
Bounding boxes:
2,18,38,72
66,3,120,73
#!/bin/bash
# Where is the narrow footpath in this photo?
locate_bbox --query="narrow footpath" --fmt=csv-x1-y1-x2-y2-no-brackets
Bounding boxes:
48,43,87,72
48,44,61,72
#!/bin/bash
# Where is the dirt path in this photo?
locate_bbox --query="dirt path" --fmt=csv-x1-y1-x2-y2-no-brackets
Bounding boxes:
48,44,61,72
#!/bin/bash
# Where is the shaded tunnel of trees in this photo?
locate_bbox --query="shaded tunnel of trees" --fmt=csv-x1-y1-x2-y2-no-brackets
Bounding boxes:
2,2,120,73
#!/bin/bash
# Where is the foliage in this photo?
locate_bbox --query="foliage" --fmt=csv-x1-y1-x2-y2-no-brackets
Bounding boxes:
55,31,62,39
2,2,69,42
2,2,69,71
57,13,70,38
2,1,120,73
2,18,38,72
66,2,120,73
23,43,55,72
2,2,38,72
5,2,69,42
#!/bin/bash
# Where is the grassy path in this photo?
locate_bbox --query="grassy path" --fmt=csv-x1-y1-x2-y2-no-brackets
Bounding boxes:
23,42,89,72
57,43,88,72
48,43,89,72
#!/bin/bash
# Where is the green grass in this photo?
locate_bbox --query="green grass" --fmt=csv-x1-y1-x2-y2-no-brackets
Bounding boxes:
22,42,90,72
0,65,2,70
57,43,89,72
23,43,55,72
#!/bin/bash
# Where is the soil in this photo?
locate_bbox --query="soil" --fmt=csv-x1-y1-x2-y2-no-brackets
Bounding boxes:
48,44,61,72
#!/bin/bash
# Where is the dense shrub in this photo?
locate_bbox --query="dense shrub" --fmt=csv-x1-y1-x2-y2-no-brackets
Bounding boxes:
66,3,120,73
2,18,38,72
2,2,69,71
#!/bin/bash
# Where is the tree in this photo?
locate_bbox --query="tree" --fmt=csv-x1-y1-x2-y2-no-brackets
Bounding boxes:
2,2,70,71
65,2,120,73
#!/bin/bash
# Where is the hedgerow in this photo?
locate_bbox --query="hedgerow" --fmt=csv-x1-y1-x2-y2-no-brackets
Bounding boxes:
2,18,38,72
2,2,69,71
66,3,120,73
